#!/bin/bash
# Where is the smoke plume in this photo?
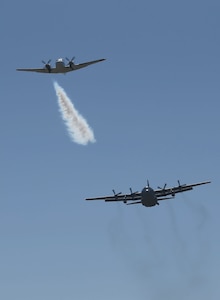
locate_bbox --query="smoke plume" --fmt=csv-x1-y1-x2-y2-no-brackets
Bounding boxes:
53,81,96,145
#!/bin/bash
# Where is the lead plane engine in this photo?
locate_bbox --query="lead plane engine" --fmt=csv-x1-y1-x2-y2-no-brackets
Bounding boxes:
42,59,51,72
66,56,75,69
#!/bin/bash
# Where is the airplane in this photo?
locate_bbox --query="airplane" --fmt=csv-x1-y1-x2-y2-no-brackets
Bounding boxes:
85,180,211,207
16,56,106,74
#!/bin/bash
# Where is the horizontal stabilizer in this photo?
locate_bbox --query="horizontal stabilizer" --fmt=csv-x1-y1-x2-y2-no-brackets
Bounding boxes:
126,201,142,205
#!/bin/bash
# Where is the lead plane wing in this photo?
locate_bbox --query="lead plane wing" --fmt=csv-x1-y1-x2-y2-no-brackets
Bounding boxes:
69,58,106,70
16,57,106,74
16,67,54,73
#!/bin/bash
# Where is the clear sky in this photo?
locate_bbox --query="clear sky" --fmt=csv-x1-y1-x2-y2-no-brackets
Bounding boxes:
0,1,219,299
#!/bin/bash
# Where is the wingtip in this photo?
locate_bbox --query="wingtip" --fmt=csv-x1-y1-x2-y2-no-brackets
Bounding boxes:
201,180,211,184
195,180,211,186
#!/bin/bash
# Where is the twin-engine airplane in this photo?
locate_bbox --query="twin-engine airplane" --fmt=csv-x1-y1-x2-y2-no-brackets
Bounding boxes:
86,180,211,207
16,56,106,74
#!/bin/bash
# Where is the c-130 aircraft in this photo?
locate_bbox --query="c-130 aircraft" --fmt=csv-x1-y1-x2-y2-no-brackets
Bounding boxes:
86,180,211,207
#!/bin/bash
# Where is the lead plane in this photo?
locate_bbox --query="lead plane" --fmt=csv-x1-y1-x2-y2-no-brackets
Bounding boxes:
16,56,106,74
86,180,211,207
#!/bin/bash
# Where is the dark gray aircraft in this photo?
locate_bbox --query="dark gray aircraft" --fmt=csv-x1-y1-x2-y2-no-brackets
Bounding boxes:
86,180,211,207
16,57,106,74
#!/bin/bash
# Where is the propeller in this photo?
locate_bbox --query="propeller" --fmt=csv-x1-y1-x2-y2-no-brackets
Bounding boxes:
42,59,51,72
177,180,186,188
129,188,138,199
112,189,122,198
157,183,176,197
66,56,75,69
157,183,167,190
42,59,51,65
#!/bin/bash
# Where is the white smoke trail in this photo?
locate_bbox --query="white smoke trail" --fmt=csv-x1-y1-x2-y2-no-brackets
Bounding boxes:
53,81,96,145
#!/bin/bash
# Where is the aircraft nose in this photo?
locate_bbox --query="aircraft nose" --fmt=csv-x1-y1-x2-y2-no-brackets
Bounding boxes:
142,187,147,193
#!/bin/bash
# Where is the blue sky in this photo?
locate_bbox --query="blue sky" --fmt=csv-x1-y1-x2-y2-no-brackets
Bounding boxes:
0,0,219,299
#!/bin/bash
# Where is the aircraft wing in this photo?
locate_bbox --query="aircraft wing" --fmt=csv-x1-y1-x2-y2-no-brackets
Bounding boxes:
72,58,106,70
86,191,141,202
16,68,57,73
155,181,211,199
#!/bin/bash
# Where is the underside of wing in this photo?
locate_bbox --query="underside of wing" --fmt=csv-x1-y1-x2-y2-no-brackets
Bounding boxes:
86,192,141,202
16,68,49,73
73,58,106,70
16,67,63,73
155,181,211,199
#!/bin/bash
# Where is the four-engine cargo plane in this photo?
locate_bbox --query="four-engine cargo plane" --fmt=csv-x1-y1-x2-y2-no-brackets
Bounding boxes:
16,56,106,74
86,180,211,207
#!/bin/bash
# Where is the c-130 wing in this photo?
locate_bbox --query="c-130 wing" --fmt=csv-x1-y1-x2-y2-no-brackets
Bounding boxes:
155,181,211,199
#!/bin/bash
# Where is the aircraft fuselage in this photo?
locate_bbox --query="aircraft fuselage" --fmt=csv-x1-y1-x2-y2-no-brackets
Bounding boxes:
141,187,159,207
55,58,66,72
